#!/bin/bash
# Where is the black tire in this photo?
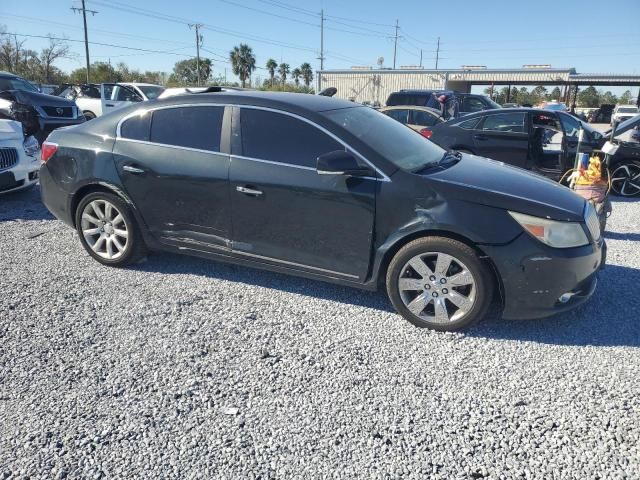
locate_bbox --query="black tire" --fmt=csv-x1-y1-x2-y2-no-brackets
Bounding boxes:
74,191,146,266
610,160,640,197
386,236,493,331
83,111,96,121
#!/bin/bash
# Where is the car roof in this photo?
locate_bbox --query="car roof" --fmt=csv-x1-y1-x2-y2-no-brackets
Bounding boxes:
0,71,19,78
149,90,358,113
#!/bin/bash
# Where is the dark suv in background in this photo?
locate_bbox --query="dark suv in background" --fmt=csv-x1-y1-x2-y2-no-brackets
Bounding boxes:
386,89,501,119
0,71,84,143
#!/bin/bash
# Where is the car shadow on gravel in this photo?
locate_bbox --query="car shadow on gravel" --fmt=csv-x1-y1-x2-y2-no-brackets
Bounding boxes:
132,253,396,313
605,231,640,242
0,185,55,222
467,264,640,347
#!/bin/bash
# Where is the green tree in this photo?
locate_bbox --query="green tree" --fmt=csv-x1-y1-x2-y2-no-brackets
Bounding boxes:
291,67,301,86
530,85,547,105
266,58,277,87
549,87,562,101
168,57,212,86
601,91,618,105
278,63,290,86
619,90,634,105
577,86,600,108
300,62,313,87
230,43,256,88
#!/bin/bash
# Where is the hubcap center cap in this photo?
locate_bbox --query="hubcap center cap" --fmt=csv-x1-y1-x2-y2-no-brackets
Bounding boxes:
103,223,114,235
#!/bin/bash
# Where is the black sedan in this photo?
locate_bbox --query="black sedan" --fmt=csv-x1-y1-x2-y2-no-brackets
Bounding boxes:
426,108,605,181
39,92,605,331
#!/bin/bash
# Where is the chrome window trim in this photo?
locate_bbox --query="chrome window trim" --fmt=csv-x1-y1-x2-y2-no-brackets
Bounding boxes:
117,137,225,156
115,102,390,182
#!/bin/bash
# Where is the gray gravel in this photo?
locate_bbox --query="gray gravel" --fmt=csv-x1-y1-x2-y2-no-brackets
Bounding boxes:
1,186,639,479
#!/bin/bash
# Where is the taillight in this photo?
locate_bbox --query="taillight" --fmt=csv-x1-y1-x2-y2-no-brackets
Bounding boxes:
419,128,433,139
41,142,58,162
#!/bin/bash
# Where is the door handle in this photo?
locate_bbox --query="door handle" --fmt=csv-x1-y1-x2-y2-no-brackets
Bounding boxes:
236,186,263,196
105,103,115,107
473,134,488,141
122,165,145,174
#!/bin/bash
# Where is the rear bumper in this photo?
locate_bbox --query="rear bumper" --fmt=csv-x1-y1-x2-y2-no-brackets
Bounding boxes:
482,233,606,320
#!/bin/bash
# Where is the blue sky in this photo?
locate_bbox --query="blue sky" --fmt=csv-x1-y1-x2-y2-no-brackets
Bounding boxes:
2,0,640,94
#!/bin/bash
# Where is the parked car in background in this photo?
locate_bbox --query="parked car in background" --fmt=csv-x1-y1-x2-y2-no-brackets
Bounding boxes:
427,108,605,181
0,71,84,143
0,119,40,194
611,105,639,127
386,89,501,119
379,105,444,137
605,114,640,196
538,100,568,112
40,91,604,331
57,82,165,119
587,104,615,124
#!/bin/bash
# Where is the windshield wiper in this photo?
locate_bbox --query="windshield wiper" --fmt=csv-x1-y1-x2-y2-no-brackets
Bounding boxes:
413,151,461,174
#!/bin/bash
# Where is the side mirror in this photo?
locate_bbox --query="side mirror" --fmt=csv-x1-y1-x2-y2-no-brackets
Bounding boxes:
316,150,372,177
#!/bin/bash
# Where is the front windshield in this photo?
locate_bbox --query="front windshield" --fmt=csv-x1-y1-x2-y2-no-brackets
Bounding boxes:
322,106,446,172
137,85,165,100
0,77,39,93
613,114,640,140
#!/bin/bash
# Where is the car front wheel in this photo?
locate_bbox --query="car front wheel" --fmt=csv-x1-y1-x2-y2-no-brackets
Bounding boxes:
610,160,640,197
386,237,493,331
75,192,146,266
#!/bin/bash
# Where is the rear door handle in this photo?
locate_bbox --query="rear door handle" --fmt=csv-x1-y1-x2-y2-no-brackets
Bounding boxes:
236,186,263,196
473,134,488,141
122,165,145,174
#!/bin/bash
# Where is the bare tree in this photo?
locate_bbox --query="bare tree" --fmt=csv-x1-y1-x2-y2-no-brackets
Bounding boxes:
39,36,70,83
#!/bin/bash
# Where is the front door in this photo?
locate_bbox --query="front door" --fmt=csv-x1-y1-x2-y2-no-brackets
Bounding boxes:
229,107,376,281
472,111,529,166
113,105,231,251
101,84,143,115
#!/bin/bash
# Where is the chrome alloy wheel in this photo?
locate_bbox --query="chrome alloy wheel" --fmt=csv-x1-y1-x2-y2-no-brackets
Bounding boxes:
398,252,476,323
611,163,640,197
80,199,129,260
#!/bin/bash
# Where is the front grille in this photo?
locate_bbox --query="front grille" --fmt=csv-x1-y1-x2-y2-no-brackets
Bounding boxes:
585,203,601,241
0,148,19,171
41,106,73,118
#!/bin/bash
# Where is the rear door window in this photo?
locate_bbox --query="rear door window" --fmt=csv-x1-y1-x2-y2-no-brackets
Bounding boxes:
481,112,526,133
455,117,481,130
240,108,342,168
410,109,439,127
384,109,409,124
149,106,224,151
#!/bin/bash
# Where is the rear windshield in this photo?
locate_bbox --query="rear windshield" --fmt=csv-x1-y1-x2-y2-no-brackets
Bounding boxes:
617,107,638,114
137,85,165,100
387,93,430,106
322,106,445,172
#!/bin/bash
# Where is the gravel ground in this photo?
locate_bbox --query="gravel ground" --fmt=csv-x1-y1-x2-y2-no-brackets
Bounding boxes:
1,186,639,479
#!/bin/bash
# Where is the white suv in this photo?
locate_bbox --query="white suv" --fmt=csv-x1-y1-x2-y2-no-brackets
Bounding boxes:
611,105,639,126
0,120,40,194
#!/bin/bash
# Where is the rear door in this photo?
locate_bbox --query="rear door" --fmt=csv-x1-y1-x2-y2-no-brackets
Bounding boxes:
229,107,376,281
472,112,529,166
113,105,231,252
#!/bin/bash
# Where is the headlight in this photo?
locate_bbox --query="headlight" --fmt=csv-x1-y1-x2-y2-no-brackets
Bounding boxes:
509,211,589,248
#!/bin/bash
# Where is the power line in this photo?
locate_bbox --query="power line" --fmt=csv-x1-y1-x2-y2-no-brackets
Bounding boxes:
71,0,97,83
189,24,204,86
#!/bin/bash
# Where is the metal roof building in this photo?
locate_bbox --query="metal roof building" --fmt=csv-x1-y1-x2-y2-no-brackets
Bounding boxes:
317,68,640,106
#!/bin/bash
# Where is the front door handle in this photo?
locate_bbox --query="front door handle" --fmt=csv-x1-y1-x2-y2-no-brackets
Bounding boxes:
122,165,145,174
236,186,263,196
105,103,115,107
473,134,488,141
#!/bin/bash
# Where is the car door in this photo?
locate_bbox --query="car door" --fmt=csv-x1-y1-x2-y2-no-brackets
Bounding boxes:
229,107,377,281
472,112,529,166
112,105,232,252
101,84,143,115
558,112,593,171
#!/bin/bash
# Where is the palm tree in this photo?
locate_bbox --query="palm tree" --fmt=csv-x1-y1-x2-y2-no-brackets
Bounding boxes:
229,44,256,88
300,63,313,88
278,63,290,86
266,58,277,87
291,68,301,86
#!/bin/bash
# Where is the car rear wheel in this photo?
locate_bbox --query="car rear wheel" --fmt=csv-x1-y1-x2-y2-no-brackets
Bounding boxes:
75,192,146,266
386,237,492,331
83,111,96,120
610,160,640,197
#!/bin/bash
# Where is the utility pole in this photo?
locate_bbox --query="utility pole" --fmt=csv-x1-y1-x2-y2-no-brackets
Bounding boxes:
435,37,440,70
189,23,204,86
419,49,423,68
393,19,399,69
71,0,97,83
318,9,325,71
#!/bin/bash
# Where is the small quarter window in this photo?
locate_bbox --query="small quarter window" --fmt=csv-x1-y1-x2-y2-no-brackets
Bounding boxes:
120,112,151,141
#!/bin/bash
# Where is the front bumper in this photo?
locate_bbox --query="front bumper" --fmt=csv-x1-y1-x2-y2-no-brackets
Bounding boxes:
0,153,41,194
482,233,606,320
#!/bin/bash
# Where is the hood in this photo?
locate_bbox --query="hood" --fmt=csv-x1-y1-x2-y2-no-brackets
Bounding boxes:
0,119,24,141
2,89,77,107
428,153,585,222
